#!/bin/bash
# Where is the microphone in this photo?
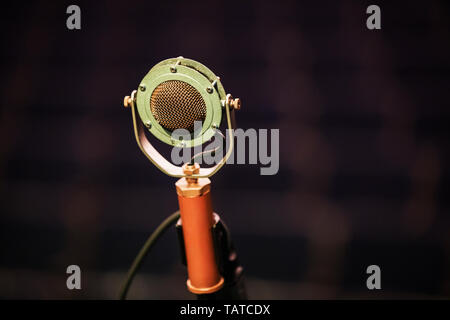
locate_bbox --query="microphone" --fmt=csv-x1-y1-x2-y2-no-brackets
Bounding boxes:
124,57,244,297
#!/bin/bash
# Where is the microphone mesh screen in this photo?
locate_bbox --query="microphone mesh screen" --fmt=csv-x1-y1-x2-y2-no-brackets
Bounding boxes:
150,80,207,133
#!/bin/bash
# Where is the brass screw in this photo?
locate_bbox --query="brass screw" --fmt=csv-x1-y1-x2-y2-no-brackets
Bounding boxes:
123,96,132,108
183,163,200,184
139,84,146,91
230,98,241,110
145,121,152,129
170,66,177,73
183,163,200,175
225,94,242,110
206,87,213,94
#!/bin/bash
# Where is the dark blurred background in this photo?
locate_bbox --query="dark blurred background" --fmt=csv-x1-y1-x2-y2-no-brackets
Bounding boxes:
1,0,449,299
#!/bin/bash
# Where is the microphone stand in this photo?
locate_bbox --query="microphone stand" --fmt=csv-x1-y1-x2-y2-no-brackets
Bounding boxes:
174,163,247,300
176,214,247,300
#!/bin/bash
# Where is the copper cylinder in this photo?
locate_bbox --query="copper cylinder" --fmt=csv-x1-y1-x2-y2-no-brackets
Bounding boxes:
176,176,224,294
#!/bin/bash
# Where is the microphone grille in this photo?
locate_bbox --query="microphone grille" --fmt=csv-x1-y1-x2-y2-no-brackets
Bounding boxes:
150,80,207,133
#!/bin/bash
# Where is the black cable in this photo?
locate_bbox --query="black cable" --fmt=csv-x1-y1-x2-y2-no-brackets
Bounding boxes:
119,210,181,300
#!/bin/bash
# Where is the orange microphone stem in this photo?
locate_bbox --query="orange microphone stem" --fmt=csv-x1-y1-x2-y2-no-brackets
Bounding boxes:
175,163,224,294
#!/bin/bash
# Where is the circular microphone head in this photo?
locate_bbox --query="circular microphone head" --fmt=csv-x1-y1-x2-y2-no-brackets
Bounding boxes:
136,57,226,148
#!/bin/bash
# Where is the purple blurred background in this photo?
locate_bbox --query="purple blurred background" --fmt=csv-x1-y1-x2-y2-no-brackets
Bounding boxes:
1,0,449,299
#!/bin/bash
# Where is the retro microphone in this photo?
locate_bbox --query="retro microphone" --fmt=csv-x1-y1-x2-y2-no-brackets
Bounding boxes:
122,57,246,299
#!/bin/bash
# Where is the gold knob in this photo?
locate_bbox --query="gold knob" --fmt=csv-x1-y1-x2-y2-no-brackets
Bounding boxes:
231,98,241,110
123,96,132,108
183,163,200,176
